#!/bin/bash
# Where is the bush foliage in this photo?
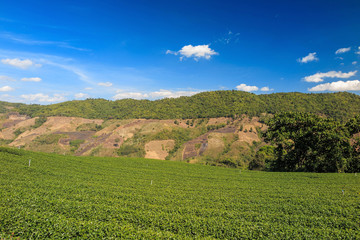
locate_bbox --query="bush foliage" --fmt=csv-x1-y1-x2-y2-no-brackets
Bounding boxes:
264,112,360,172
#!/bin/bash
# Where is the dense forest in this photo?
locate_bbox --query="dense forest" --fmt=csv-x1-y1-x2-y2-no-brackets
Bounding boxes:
9,91,360,121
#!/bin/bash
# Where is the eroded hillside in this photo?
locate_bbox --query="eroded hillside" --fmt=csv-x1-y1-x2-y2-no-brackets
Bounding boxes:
0,112,267,166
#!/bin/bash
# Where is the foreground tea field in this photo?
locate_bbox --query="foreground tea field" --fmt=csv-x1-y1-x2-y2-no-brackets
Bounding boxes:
0,148,359,239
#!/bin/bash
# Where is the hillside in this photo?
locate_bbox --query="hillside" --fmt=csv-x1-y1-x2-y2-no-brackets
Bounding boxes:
1,147,359,239
13,91,360,122
0,112,264,167
1,90,360,166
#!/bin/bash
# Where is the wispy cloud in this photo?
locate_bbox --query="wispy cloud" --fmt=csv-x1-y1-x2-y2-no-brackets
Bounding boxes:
0,33,89,51
167,44,218,61
0,86,14,92
21,77,42,82
1,58,42,69
297,52,319,63
37,58,93,85
304,70,357,83
215,30,240,44
0,75,16,81
98,82,113,87
309,80,360,92
21,93,66,103
357,46,360,55
335,47,351,54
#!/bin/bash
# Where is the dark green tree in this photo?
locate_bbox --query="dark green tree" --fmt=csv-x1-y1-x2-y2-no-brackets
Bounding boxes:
346,114,360,172
249,145,276,170
265,112,351,172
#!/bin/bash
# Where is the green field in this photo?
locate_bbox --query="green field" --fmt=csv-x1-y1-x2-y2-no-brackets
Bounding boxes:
0,147,359,239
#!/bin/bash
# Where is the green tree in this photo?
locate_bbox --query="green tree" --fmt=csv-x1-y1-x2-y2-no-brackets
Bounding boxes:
249,145,276,170
265,112,351,172
346,114,360,172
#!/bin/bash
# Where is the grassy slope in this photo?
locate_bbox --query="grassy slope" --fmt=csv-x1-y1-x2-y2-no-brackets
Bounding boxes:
0,147,359,239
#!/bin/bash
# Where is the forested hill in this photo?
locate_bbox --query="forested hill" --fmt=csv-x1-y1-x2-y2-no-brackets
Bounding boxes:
12,91,360,121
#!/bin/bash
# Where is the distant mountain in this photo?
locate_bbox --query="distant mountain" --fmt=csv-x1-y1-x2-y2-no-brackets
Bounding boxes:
11,91,360,122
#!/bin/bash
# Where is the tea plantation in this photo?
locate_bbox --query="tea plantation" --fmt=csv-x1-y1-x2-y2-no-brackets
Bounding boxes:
0,147,359,239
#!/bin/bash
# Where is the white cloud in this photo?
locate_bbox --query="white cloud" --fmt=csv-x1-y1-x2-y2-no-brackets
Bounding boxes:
1,58,41,69
74,93,89,99
21,93,66,103
21,77,42,82
297,52,318,63
309,80,360,92
98,82,113,87
260,87,273,92
335,47,351,54
0,75,16,81
149,89,199,98
352,61,358,65
0,86,14,92
236,84,259,92
84,87,93,90
113,89,200,100
113,92,149,100
304,70,357,83
356,46,360,55
167,44,218,61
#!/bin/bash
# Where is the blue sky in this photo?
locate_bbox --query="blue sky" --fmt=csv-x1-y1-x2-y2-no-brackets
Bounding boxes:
0,0,360,104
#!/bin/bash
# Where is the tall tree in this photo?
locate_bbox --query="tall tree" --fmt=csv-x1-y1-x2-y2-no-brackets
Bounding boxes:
265,112,351,172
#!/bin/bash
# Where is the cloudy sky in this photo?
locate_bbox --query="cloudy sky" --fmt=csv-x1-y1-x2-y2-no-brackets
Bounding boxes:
0,0,360,104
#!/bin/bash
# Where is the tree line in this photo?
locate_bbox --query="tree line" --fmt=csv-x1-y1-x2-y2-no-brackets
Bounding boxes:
13,91,360,122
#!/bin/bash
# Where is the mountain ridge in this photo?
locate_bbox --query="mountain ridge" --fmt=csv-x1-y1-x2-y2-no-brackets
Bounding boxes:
2,90,358,121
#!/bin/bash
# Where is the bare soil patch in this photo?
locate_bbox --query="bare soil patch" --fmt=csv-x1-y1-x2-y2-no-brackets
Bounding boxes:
145,140,175,160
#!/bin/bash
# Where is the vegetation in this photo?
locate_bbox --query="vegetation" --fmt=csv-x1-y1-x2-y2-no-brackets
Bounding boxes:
0,101,26,114
0,147,359,239
13,128,26,137
206,123,226,131
32,116,47,129
249,145,276,170
69,139,85,152
2,90,360,172
34,134,65,145
15,91,360,121
118,144,145,157
117,131,147,158
76,123,103,131
264,112,360,172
